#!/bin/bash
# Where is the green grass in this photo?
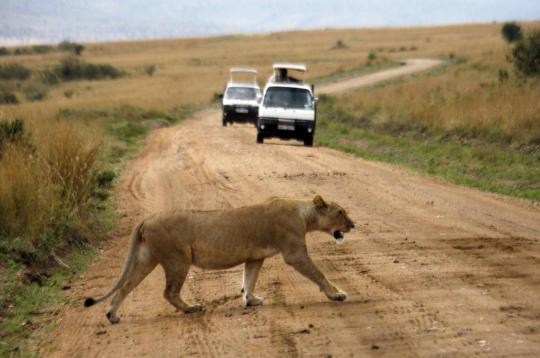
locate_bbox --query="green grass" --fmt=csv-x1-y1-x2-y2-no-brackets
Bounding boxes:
0,250,94,357
316,95,540,202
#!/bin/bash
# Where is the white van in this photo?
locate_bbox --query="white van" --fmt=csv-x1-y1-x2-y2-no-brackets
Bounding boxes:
222,68,261,126
257,64,317,146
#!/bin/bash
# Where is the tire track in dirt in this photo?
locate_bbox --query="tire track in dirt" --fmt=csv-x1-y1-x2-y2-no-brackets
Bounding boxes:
42,60,540,357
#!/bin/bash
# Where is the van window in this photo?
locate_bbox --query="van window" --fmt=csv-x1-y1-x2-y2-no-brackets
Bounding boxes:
263,87,313,110
225,87,257,100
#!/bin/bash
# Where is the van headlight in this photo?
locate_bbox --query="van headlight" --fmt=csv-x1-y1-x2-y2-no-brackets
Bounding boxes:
307,127,312,133
260,124,265,130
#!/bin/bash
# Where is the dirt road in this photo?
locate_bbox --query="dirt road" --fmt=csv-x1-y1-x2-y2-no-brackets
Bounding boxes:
43,60,540,357
318,59,443,94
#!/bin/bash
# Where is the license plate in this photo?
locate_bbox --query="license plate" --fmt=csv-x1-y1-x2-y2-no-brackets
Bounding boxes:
278,124,295,131
235,108,249,113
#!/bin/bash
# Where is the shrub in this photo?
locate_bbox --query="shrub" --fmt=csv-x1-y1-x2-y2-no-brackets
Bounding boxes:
0,63,31,80
0,90,18,105
367,52,377,62
13,48,32,56
96,170,116,188
0,118,26,155
144,64,156,76
332,40,348,50
22,83,48,101
501,22,523,43
0,47,9,56
40,57,125,83
58,40,85,55
31,45,54,54
511,30,540,76
55,56,124,81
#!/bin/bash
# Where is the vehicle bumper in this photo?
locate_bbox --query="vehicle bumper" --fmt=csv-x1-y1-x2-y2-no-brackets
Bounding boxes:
223,105,258,123
257,117,315,140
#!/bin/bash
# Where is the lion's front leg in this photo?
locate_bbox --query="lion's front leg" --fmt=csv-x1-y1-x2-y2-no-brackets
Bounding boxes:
282,249,347,302
242,260,264,306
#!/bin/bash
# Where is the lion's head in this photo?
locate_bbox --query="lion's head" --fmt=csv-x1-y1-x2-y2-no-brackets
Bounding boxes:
312,195,355,244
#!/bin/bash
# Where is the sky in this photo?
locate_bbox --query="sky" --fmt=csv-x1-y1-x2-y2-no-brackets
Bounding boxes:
1,0,539,45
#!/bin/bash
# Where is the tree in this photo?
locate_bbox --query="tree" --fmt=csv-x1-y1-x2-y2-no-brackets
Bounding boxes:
511,29,540,76
501,22,523,43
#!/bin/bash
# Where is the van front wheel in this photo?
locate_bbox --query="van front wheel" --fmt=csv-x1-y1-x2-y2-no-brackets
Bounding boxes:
303,136,313,147
257,133,264,144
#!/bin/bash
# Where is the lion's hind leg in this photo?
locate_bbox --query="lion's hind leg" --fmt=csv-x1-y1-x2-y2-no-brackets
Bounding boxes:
242,260,264,306
162,254,204,314
106,244,157,324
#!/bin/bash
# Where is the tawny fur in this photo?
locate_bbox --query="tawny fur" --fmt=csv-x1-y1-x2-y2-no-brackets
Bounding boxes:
84,195,355,324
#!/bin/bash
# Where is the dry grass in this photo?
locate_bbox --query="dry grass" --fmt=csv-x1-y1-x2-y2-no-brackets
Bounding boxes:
0,119,100,264
0,22,537,131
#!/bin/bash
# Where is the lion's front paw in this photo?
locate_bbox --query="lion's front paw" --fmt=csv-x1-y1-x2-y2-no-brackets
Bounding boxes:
244,295,264,307
185,304,204,314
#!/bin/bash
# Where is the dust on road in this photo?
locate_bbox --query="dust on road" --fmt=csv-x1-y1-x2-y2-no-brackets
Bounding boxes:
43,60,540,357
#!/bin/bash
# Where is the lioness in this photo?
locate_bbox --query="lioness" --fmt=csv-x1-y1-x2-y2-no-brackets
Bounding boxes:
84,195,355,324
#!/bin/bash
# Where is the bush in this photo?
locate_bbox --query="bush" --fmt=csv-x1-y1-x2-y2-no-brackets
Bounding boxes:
0,118,26,155
31,45,54,54
40,57,125,83
332,40,348,50
55,56,124,81
0,63,31,80
13,48,32,56
58,40,85,55
96,170,116,188
367,52,377,62
501,22,523,43
510,30,540,76
0,90,18,105
144,64,156,76
0,47,9,56
22,83,48,101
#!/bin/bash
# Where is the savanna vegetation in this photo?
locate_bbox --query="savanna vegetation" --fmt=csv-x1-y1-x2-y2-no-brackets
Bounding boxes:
0,20,538,354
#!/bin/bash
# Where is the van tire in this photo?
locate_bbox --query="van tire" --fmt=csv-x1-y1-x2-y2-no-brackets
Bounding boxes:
257,133,264,144
303,136,313,147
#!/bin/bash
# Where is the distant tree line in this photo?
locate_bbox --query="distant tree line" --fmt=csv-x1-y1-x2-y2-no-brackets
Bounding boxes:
0,40,85,57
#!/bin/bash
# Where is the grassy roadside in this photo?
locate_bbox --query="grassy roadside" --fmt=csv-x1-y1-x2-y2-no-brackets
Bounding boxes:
0,104,198,356
316,94,540,202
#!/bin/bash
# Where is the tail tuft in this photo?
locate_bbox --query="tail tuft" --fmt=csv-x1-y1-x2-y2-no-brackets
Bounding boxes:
84,297,96,307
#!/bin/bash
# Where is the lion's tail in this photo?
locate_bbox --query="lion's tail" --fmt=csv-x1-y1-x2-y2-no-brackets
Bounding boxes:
83,221,144,308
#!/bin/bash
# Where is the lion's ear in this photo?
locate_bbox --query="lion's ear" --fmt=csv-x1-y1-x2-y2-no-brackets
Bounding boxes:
313,195,328,211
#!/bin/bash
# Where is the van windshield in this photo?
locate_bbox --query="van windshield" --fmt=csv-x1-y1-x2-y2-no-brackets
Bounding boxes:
263,87,313,110
225,87,257,100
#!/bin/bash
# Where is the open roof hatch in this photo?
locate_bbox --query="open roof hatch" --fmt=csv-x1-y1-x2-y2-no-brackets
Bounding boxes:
229,67,258,84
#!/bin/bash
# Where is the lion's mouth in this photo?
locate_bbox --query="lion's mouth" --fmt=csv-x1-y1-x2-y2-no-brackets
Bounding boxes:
333,230,343,239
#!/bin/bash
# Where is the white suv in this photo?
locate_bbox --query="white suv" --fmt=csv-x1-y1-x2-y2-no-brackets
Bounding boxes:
257,64,317,146
222,68,261,126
